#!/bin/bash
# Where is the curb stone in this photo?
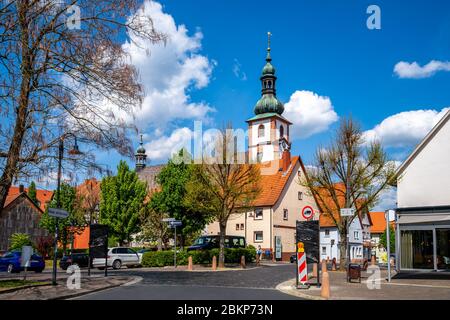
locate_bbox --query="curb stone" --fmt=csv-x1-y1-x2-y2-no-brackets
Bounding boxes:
275,279,325,300
54,276,143,300
0,282,51,294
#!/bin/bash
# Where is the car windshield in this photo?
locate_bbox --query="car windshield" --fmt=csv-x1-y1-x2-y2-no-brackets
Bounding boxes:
193,237,209,245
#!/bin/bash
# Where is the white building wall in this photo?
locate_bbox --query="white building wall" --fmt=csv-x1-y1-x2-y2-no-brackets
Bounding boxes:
397,117,450,208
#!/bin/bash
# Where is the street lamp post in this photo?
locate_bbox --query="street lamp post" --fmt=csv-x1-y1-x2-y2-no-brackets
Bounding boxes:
51,134,82,286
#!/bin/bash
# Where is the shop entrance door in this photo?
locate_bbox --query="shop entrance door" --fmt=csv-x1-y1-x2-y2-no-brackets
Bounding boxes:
436,228,450,271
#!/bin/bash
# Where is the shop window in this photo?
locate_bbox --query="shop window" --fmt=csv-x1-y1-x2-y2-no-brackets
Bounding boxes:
254,231,263,242
283,209,288,220
255,209,263,220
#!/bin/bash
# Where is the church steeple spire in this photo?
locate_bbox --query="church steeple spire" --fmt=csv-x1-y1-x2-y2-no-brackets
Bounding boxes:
254,32,284,115
135,134,147,171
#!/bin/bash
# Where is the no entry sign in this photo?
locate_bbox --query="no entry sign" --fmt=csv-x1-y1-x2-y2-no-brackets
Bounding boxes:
301,206,314,220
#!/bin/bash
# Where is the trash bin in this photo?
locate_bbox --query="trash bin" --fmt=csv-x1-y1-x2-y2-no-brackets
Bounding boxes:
347,263,361,283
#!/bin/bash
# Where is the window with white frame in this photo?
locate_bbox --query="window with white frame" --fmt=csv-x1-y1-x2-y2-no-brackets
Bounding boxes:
298,191,303,200
325,229,330,238
354,231,359,240
258,124,265,138
254,209,263,220
322,246,327,255
257,151,263,163
254,231,263,242
235,224,240,231
283,209,288,220
240,223,244,230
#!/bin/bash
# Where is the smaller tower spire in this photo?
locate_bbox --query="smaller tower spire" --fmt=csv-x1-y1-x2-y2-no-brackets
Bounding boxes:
266,31,272,62
135,134,147,171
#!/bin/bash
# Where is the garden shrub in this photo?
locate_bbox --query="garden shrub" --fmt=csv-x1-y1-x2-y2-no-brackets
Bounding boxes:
141,247,256,267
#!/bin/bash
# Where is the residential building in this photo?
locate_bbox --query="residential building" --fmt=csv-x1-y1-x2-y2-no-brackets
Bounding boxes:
0,185,52,251
317,183,372,263
396,109,450,271
319,211,371,263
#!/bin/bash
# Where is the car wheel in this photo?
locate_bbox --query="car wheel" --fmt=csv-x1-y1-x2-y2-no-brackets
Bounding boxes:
7,264,16,273
112,260,122,270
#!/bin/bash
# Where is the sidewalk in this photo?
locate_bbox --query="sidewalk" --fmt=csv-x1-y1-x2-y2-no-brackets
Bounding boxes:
0,275,137,300
277,269,450,300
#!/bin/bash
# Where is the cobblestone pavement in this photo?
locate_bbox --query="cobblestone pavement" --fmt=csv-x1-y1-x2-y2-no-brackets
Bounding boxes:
277,268,450,300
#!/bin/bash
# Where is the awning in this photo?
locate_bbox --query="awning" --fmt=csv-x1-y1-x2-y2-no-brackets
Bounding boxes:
397,214,450,225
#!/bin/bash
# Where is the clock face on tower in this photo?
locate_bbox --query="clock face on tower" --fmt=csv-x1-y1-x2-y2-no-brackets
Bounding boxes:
279,138,290,152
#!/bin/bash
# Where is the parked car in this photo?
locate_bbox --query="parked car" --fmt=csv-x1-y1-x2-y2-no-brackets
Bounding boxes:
92,247,140,270
187,235,246,251
0,251,45,273
59,253,91,270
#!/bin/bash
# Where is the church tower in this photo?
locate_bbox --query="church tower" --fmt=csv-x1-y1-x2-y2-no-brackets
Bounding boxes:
135,134,147,171
247,33,292,163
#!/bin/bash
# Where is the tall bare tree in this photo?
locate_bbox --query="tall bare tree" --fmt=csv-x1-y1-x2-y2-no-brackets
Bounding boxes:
185,126,261,268
300,118,396,270
0,0,166,212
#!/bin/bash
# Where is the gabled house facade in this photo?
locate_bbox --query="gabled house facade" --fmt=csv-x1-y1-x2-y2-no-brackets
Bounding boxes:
396,109,450,271
0,185,52,251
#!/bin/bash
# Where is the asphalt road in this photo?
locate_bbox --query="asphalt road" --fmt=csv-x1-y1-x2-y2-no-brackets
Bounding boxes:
75,264,302,300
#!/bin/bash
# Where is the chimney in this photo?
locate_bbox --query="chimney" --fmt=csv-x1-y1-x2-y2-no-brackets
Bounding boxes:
281,150,291,172
19,184,25,193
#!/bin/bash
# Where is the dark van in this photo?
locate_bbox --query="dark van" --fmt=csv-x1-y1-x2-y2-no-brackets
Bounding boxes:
187,235,246,251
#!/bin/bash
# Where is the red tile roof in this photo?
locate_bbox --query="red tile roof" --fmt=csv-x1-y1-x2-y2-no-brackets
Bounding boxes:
368,211,395,233
4,186,53,212
251,156,300,207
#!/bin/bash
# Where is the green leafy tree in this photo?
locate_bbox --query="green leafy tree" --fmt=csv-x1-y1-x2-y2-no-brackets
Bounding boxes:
9,233,32,251
99,161,147,246
40,183,85,254
380,225,396,253
28,181,38,205
149,150,212,248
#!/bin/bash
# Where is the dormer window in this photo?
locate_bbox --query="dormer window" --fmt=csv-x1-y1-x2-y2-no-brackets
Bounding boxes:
258,124,265,137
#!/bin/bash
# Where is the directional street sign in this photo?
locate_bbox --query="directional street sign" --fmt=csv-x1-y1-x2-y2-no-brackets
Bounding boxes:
169,220,182,228
340,208,355,217
48,208,69,219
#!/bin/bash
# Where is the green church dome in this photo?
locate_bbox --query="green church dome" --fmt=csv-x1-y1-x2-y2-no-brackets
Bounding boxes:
254,94,284,115
262,62,275,75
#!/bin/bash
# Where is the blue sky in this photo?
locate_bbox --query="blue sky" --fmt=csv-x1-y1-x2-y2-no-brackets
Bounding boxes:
33,0,450,208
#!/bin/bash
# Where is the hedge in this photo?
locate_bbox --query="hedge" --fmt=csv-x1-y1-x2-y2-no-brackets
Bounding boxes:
141,247,256,267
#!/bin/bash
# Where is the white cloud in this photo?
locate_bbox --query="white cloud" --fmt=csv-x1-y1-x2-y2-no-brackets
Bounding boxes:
122,1,216,130
372,188,397,212
283,90,339,139
144,127,193,162
232,59,247,81
363,107,450,148
394,60,450,79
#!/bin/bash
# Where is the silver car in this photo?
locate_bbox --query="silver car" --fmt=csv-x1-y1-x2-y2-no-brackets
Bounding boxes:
92,247,140,270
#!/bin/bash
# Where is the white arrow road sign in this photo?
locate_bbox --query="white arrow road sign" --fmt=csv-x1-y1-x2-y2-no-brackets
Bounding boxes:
48,208,69,219
340,208,355,217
